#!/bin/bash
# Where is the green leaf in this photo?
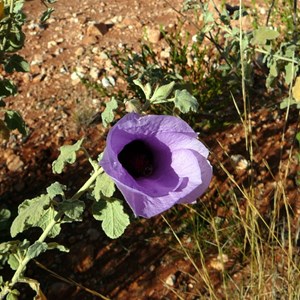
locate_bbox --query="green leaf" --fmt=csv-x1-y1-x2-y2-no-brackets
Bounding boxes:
40,7,54,23
252,27,279,45
150,81,175,103
37,208,61,238
47,242,69,252
0,208,11,232
93,172,115,200
4,54,30,73
46,182,66,199
133,79,152,99
101,97,118,127
58,199,85,221
10,194,51,237
27,241,47,260
0,208,11,222
296,132,300,144
4,110,28,135
92,199,130,239
52,139,84,174
7,289,20,300
173,89,199,113
284,62,294,85
8,254,19,270
0,79,17,100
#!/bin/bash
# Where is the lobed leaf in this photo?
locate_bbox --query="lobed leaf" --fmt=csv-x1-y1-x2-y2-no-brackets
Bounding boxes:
58,199,85,221
252,27,279,45
7,289,20,300
52,139,84,174
150,81,175,103
133,79,152,99
10,195,51,238
92,199,130,239
37,208,61,238
101,97,118,127
8,254,19,270
93,172,115,200
4,110,28,135
4,54,30,73
27,241,48,260
46,182,66,199
173,89,199,113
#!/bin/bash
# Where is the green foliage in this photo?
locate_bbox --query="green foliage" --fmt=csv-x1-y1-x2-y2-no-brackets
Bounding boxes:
92,198,130,239
57,199,85,221
172,89,199,113
0,0,56,141
40,8,55,23
46,181,66,199
101,97,118,127
52,139,84,173
149,81,175,103
252,27,280,45
93,172,116,200
26,241,48,260
10,195,52,238
4,54,30,73
4,110,28,135
132,79,199,114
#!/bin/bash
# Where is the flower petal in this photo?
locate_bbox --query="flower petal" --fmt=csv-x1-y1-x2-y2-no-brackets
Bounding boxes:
100,113,213,218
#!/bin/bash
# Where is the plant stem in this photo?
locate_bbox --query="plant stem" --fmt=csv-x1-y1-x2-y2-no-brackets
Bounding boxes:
255,48,299,65
71,166,103,200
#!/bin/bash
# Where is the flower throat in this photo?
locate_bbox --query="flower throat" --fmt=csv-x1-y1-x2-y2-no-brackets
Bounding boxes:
118,140,154,178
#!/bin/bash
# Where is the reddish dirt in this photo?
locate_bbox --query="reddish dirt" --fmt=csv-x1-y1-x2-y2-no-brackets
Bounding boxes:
0,0,299,299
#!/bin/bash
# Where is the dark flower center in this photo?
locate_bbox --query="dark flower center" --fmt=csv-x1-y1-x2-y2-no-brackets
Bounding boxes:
118,139,154,178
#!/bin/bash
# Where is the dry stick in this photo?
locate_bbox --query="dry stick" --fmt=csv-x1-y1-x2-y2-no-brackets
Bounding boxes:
265,0,276,27
34,260,111,300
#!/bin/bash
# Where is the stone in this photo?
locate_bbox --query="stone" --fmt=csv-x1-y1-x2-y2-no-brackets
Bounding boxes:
6,154,24,172
86,22,108,36
147,28,162,43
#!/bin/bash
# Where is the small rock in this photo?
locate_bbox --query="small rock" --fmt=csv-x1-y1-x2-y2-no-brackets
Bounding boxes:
89,67,99,80
86,22,108,36
102,76,115,88
81,35,98,46
31,54,44,65
47,40,57,48
160,48,170,59
147,28,162,43
75,47,85,57
230,154,249,170
6,154,24,172
165,274,176,286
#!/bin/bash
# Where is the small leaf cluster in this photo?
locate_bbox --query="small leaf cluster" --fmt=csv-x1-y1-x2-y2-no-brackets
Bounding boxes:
0,0,56,141
1,138,130,298
133,79,199,114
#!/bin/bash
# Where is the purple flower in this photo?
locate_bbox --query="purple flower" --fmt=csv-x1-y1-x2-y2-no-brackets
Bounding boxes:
100,113,212,218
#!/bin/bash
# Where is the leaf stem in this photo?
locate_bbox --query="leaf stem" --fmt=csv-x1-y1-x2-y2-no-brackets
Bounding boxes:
71,166,103,201
255,48,300,64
